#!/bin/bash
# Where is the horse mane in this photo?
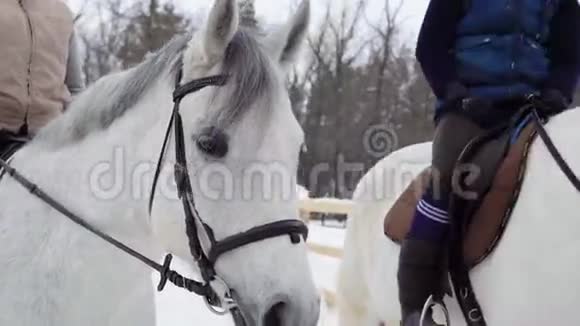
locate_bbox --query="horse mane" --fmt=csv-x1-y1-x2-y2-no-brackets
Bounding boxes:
35,27,274,148
34,35,188,147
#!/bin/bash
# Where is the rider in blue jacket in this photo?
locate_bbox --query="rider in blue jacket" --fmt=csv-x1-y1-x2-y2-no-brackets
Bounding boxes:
398,0,580,325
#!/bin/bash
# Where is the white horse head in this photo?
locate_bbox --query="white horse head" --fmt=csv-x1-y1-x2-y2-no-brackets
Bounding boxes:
0,0,317,325
150,0,319,324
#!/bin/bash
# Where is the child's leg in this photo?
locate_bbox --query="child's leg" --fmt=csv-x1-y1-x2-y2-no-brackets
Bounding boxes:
408,113,485,241
398,113,485,322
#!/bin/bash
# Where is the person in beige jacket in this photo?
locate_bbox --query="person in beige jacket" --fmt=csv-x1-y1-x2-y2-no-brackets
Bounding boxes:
0,0,84,155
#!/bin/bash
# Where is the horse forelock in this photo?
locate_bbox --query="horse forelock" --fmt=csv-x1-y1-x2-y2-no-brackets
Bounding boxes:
212,27,275,129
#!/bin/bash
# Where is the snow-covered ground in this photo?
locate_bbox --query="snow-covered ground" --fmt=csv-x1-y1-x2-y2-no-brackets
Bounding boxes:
155,221,346,325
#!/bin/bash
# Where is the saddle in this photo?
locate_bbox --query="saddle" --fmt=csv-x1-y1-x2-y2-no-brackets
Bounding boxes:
384,119,537,267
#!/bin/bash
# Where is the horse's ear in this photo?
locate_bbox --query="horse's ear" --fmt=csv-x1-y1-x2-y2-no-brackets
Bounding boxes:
267,0,310,67
201,0,239,63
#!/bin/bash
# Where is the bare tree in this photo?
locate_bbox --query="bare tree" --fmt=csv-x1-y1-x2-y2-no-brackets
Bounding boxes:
306,0,371,78
295,0,436,198
76,0,189,83
72,0,90,23
298,1,374,197
76,0,127,83
239,0,258,28
116,0,189,68
366,0,404,114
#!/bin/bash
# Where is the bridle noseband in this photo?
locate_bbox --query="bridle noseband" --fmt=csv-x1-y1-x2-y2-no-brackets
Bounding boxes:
149,70,309,314
0,70,308,321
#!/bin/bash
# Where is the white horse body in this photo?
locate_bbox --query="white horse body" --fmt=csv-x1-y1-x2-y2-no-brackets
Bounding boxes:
338,108,580,326
0,1,319,325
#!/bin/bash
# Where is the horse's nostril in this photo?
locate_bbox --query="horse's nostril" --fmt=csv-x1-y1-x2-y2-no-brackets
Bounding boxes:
263,301,286,326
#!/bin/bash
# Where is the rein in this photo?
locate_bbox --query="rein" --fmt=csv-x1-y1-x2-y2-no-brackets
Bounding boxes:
0,158,212,294
530,107,580,192
0,70,309,322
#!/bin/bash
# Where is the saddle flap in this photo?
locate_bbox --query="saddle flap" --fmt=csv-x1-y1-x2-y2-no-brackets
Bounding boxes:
384,169,431,244
462,123,536,266
384,124,536,267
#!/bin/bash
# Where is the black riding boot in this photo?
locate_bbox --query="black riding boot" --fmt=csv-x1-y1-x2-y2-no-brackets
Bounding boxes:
398,239,446,326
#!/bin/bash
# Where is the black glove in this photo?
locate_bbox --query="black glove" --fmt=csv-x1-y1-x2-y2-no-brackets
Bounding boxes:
460,96,494,126
536,89,569,117
445,81,469,103
438,82,493,123
442,82,492,111
461,97,493,112
439,82,468,113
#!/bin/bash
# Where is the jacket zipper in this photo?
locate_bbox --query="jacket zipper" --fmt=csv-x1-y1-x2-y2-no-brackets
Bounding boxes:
19,0,34,133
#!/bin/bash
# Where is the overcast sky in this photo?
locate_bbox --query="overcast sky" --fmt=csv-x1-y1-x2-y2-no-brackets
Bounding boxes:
66,0,429,45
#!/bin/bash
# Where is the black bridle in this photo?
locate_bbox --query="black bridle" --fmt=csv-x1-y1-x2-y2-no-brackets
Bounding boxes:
149,70,309,315
0,70,308,321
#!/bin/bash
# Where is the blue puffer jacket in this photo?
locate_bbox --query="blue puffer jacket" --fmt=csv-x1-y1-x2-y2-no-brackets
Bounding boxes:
455,0,559,100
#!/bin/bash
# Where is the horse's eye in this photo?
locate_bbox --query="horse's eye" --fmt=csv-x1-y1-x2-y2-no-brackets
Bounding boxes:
196,127,229,158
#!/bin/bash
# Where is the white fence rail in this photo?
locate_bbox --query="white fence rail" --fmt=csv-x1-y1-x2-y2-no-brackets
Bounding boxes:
299,198,354,216
299,198,350,310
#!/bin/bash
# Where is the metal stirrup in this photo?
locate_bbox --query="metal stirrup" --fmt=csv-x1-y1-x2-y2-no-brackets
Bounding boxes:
420,295,451,326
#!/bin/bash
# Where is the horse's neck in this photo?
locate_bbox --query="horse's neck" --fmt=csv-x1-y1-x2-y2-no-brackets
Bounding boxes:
15,78,173,237
0,84,173,324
